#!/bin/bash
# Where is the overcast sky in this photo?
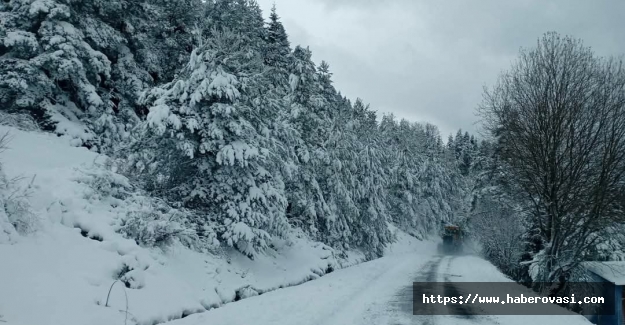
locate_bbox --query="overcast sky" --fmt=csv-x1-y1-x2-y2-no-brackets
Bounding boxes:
255,0,625,138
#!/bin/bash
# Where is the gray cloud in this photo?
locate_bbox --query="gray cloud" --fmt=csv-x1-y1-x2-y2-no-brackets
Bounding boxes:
257,0,625,137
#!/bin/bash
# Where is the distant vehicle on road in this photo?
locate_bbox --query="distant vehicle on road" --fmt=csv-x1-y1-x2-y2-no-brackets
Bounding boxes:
440,224,463,254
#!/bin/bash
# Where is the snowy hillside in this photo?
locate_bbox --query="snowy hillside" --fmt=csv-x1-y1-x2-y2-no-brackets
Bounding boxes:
0,125,430,325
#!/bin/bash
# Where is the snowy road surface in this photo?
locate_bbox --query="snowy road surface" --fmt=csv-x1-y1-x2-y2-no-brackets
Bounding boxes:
169,253,594,325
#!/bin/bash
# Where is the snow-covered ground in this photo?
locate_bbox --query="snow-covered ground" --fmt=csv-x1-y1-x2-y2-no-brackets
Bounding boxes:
0,125,429,325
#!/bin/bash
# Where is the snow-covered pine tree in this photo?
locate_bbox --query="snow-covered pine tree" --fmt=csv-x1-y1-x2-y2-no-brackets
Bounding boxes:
146,0,202,85
0,0,112,148
453,129,464,160
257,4,303,208
413,123,467,232
281,46,334,239
351,99,392,258
0,0,203,151
137,21,289,257
381,116,426,237
446,134,454,151
319,96,359,253
264,4,290,73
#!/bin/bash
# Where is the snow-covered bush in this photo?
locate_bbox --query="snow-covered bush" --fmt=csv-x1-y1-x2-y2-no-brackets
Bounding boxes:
77,160,220,252
119,206,204,250
470,191,525,280
79,168,134,203
120,209,191,248
586,224,625,261
0,132,38,242
0,111,40,132
2,179,37,235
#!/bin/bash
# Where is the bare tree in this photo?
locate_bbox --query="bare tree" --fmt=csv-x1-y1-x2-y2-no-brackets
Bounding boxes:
478,32,625,284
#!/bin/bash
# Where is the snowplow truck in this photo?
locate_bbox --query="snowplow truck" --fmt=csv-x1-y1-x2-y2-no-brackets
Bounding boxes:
441,225,463,254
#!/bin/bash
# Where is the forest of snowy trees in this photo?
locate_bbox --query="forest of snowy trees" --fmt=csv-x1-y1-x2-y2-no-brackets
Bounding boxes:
2,0,625,291
0,0,478,260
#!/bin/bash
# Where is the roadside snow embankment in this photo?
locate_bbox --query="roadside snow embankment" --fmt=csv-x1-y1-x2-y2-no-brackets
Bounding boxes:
448,256,593,325
0,125,430,325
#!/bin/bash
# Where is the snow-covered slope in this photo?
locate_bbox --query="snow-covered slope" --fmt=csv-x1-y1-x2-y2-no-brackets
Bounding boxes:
0,125,430,325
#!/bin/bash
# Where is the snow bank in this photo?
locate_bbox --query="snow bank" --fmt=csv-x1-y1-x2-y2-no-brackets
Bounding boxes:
0,125,428,325
449,255,593,325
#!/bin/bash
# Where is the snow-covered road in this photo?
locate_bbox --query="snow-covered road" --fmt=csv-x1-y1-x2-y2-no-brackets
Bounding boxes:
167,252,595,325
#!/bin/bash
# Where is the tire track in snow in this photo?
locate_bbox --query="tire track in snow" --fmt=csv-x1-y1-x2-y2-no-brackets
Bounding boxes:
414,255,444,325
388,254,502,325
311,256,420,325
443,256,502,325
372,254,444,325
442,256,475,320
